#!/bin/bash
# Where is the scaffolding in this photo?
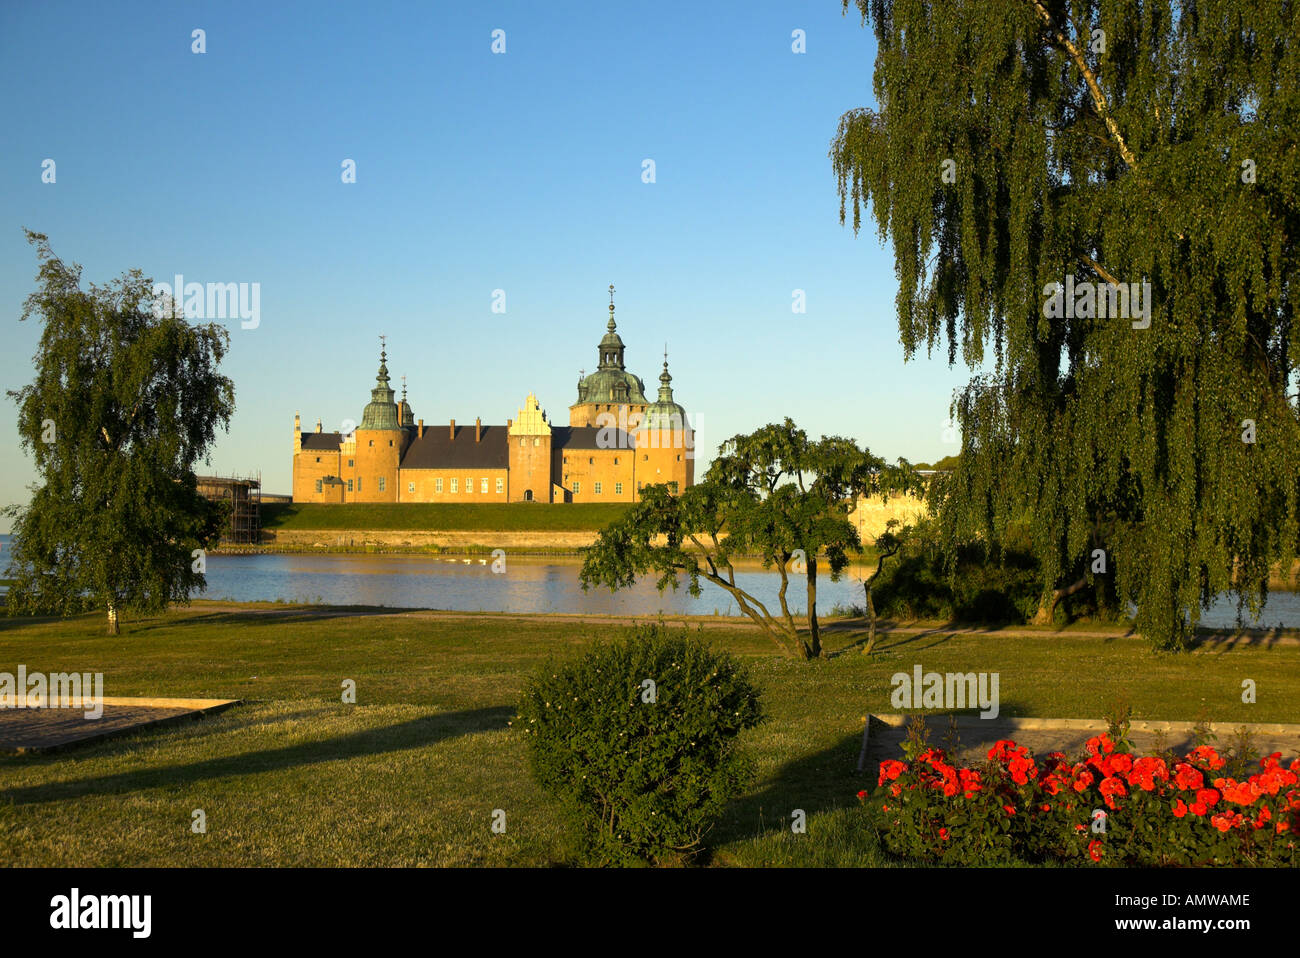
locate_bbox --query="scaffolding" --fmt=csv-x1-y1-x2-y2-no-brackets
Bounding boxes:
195,473,262,545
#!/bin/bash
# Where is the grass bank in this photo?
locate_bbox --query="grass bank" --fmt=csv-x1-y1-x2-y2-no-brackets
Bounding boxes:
1,604,1297,866
260,502,630,532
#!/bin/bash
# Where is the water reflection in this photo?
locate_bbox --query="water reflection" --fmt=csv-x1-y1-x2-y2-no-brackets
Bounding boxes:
191,552,1300,627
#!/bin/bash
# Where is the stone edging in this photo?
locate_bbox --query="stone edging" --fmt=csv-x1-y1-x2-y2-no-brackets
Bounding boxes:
856,713,1300,773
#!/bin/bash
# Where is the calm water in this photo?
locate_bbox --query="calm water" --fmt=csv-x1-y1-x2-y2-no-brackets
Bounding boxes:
196,553,1300,627
4,534,1300,626
193,552,871,617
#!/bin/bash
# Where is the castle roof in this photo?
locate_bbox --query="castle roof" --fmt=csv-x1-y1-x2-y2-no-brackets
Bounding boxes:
574,287,649,407
551,425,639,450
301,432,342,451
359,342,402,431
399,425,509,470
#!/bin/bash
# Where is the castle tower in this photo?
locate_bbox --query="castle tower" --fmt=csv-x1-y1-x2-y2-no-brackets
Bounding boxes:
352,338,406,502
569,285,648,427
399,376,415,428
637,349,693,495
508,393,553,502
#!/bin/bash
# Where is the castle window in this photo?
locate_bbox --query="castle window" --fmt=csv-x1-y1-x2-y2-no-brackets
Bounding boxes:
451,478,458,493
643,454,648,461
614,458,619,465
315,479,323,493
481,478,488,494
572,481,581,494
408,482,415,494
496,477,504,494
533,438,539,446
357,477,362,491
389,440,394,447
465,477,473,494
669,482,679,493
315,457,321,463
348,459,354,467
520,438,525,447
378,476,386,492
594,482,602,494
369,440,374,447
563,457,568,464
615,482,623,495
588,457,593,464
436,478,443,493
348,479,353,492
677,454,682,461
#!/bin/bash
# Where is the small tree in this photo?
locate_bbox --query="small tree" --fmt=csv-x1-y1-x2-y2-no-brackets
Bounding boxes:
580,418,918,659
860,519,907,655
4,231,235,634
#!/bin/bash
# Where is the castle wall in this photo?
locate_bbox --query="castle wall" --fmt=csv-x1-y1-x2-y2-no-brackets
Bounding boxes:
569,402,645,429
559,447,638,502
351,429,403,502
293,448,341,502
397,467,509,502
508,436,553,502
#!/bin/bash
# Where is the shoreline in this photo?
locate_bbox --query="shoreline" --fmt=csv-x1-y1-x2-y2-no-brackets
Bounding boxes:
147,600,1300,646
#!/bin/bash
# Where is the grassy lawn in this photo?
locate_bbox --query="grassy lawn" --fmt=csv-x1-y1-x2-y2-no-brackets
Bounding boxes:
260,502,630,532
1,604,1298,866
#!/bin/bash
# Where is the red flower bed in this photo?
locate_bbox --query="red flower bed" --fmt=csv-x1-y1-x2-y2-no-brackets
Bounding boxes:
861,735,1300,866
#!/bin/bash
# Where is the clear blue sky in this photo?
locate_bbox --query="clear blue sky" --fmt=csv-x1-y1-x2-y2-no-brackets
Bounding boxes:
0,0,974,530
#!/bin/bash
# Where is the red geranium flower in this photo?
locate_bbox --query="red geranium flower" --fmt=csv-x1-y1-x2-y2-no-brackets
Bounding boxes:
1099,776,1127,810
1088,839,1103,862
878,760,907,785
1189,745,1226,771
1174,763,1204,791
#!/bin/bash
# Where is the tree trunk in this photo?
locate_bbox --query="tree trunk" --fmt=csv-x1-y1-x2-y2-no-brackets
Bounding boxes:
865,581,877,655
806,555,820,658
1032,576,1088,625
861,545,896,655
106,601,119,636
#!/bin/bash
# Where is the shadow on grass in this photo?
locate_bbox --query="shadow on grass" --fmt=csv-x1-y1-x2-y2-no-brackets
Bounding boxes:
0,705,514,807
714,729,865,848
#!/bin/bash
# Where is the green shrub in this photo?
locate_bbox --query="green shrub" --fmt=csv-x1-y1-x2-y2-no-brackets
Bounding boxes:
872,524,1041,623
871,520,1121,625
515,625,763,865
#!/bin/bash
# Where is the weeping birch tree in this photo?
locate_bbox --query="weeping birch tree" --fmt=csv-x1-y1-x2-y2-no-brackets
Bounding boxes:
831,0,1300,649
4,231,235,634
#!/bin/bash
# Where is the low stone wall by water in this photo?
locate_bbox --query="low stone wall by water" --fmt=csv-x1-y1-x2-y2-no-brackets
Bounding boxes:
260,528,600,551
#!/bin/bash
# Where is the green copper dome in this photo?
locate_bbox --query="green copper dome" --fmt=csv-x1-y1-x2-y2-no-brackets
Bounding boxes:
575,290,648,405
359,345,402,430
399,378,415,428
643,353,687,427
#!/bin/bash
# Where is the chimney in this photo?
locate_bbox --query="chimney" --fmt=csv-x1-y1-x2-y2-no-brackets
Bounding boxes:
316,418,322,433
450,419,455,440
476,417,482,442
418,418,424,439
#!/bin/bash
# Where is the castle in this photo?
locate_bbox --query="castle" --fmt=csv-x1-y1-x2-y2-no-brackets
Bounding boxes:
292,289,694,504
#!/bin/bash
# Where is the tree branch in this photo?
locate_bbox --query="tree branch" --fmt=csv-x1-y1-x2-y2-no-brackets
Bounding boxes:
1027,0,1138,170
